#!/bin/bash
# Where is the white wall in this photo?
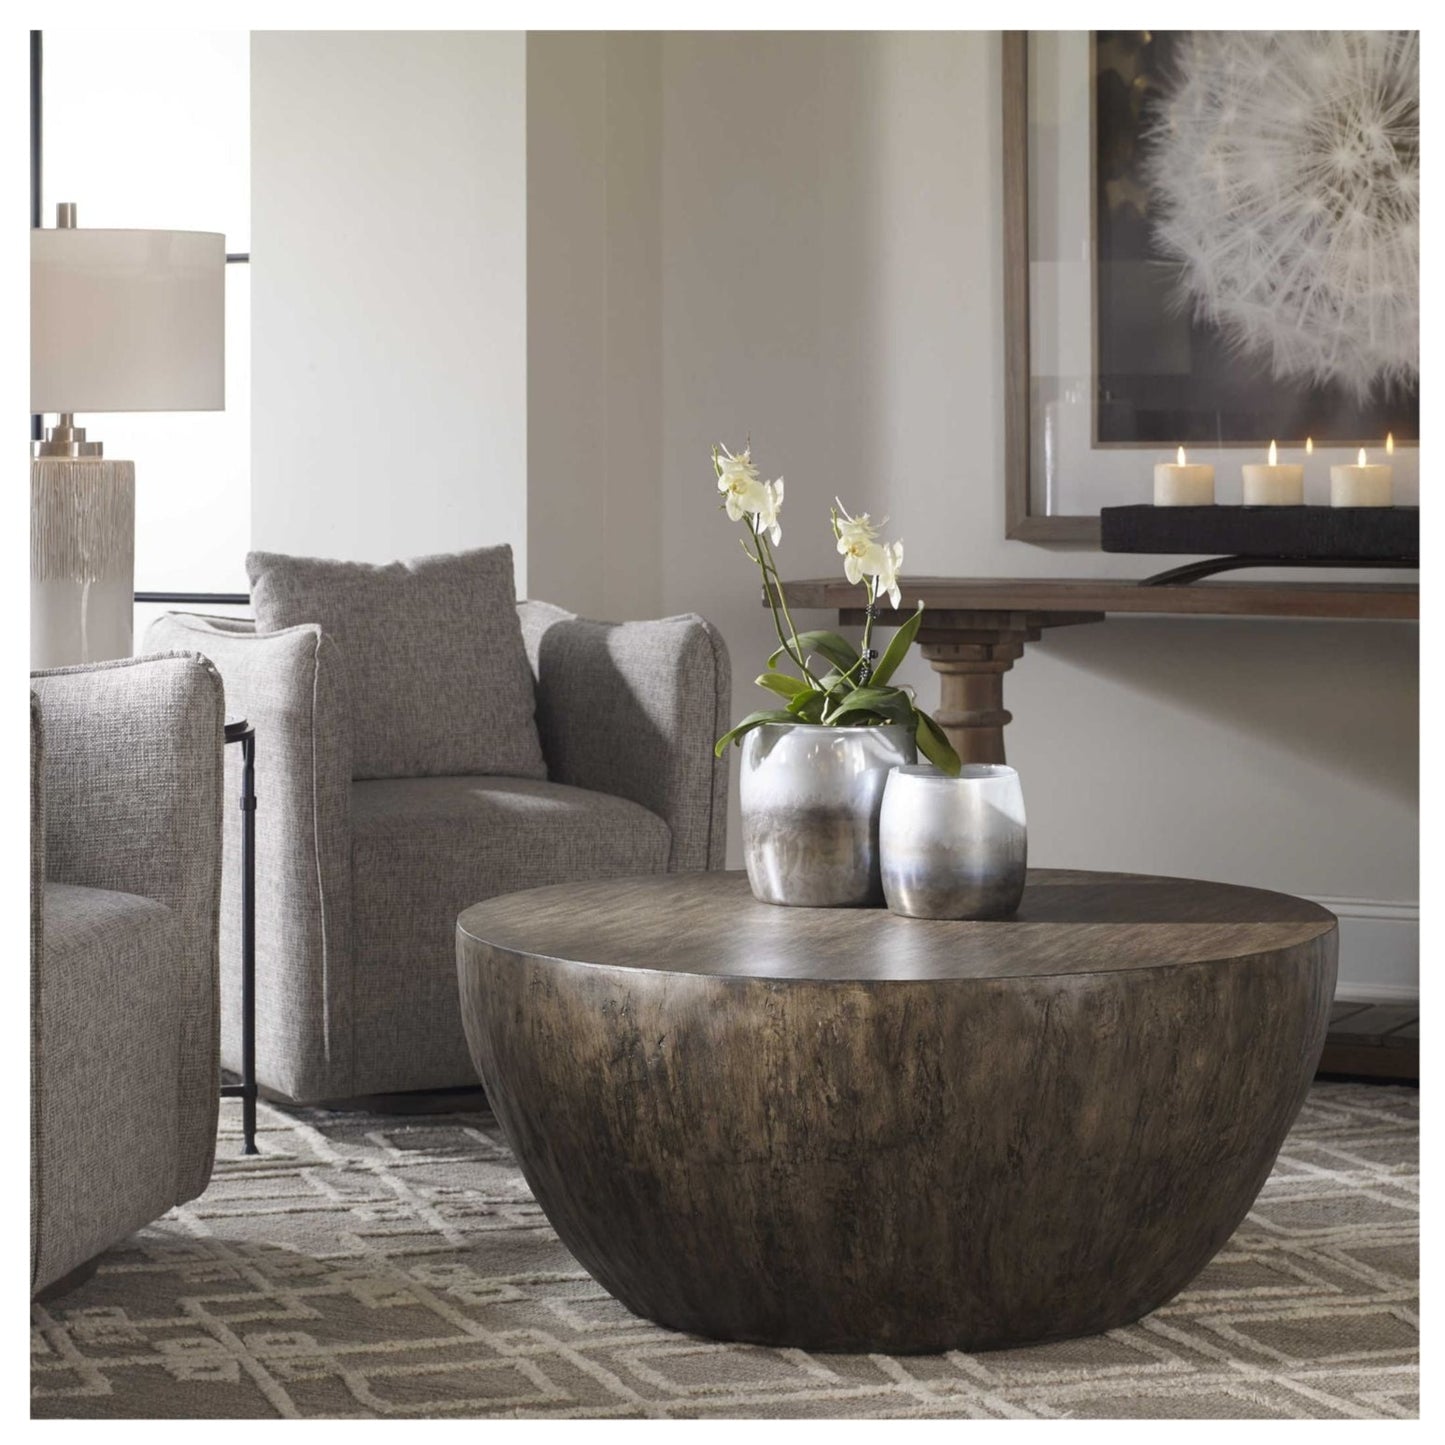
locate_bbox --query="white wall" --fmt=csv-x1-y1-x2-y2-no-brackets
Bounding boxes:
247,29,1418,998
653,32,1418,997
250,32,528,584
526,34,662,619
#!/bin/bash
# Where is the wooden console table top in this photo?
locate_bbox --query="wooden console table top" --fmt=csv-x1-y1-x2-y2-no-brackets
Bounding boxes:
778,575,1417,766
780,575,1419,622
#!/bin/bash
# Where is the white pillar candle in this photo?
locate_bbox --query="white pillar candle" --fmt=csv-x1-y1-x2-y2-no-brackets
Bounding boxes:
1154,446,1215,506
1242,440,1304,505
1331,445,1393,507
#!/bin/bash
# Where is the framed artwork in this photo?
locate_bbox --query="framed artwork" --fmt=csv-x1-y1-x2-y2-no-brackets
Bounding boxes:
1004,31,1420,544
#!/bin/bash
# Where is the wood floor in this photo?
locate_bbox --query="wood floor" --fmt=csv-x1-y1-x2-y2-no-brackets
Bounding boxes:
1318,1002,1419,1082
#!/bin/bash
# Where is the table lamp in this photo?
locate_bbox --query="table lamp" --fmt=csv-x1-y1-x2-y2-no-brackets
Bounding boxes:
30,202,225,668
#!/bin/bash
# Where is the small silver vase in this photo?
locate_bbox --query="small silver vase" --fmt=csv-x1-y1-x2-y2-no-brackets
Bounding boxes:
880,764,1027,919
739,722,917,907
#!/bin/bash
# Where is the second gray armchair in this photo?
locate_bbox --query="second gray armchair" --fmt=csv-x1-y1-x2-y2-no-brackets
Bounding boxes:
145,595,730,1103
31,653,225,1296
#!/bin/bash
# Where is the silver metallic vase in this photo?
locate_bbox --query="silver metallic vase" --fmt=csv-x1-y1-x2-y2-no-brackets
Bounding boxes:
740,722,917,907
880,764,1027,919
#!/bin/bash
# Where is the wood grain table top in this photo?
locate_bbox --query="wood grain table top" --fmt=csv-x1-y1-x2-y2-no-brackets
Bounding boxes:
458,869,1336,983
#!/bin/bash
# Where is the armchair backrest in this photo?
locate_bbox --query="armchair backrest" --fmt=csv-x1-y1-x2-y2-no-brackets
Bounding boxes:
30,654,226,922
246,547,545,783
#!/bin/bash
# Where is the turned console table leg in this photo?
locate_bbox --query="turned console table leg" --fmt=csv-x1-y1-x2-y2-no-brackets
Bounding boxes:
920,641,1022,764
839,607,1104,769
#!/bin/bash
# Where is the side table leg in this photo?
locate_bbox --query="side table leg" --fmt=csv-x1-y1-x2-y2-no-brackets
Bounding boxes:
239,730,258,1155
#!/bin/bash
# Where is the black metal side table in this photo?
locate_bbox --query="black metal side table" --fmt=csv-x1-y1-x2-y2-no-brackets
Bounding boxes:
222,720,258,1155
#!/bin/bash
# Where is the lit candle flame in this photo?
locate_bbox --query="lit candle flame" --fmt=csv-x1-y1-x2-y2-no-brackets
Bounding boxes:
1386,432,1394,455
1358,448,1367,466
1268,440,1278,466
1305,437,1314,455
1176,445,1186,465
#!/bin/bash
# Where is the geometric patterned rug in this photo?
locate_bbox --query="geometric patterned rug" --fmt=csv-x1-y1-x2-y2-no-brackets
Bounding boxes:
31,1082,1418,1420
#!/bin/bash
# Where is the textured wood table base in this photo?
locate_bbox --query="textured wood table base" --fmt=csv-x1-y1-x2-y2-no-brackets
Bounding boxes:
457,871,1337,1354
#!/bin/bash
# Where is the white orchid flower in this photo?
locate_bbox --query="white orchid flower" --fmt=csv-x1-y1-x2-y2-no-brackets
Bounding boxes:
715,444,785,545
841,540,874,586
716,445,769,522
834,498,904,606
833,499,881,557
834,500,890,587
754,477,784,545
875,539,904,609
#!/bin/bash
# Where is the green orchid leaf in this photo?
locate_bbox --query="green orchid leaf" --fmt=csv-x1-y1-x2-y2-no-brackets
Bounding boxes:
826,686,914,727
769,629,860,674
713,709,797,758
787,689,827,722
869,603,925,687
754,671,811,700
914,707,962,776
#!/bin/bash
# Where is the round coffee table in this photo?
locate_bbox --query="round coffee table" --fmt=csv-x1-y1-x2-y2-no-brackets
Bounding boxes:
456,869,1336,1354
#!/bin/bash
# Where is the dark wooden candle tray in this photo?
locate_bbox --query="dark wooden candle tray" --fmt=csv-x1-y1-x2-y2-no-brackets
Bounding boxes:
1100,505,1418,562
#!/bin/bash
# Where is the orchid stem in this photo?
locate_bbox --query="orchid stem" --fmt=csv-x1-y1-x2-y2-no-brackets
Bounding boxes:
750,525,820,687
758,532,814,679
859,578,877,684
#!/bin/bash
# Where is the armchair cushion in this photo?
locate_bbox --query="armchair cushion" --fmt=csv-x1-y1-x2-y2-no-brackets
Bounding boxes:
348,775,671,1093
43,881,173,960
36,883,183,1288
247,544,545,782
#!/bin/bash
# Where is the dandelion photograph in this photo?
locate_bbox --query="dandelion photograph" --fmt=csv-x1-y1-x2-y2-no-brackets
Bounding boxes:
1092,30,1419,448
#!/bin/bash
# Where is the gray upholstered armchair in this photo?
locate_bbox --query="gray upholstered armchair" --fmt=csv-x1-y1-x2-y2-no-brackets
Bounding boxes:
31,654,225,1297
145,599,730,1104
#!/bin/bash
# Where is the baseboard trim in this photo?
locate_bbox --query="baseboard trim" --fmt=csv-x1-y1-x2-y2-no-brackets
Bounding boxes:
1331,982,1420,1004
1311,896,1419,923
1307,895,1418,1004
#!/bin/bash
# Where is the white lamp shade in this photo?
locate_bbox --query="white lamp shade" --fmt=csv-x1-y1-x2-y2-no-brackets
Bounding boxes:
31,228,225,413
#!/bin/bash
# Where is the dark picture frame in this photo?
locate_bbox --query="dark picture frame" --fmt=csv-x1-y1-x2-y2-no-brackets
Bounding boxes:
1004,32,1419,546
1003,34,1097,545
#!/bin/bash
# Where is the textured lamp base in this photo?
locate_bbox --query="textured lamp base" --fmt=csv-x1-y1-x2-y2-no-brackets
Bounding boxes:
31,458,135,670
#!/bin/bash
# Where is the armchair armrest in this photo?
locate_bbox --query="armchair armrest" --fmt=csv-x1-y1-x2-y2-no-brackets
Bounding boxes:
143,613,356,1101
518,601,731,871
